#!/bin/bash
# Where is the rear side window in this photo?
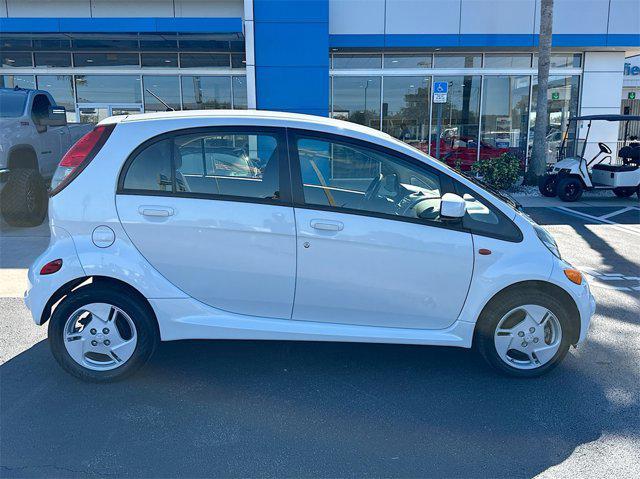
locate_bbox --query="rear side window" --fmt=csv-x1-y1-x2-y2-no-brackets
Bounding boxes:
120,129,282,202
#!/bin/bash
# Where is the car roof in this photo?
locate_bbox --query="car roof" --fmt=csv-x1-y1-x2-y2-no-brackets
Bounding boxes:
107,108,394,141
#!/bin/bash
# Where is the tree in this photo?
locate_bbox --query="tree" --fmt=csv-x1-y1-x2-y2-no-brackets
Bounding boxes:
528,0,554,184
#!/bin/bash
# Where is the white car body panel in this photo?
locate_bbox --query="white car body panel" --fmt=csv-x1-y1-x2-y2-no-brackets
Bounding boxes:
24,110,596,351
292,207,473,329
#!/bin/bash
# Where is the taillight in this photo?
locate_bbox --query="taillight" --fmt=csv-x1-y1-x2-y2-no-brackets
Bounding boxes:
40,259,63,275
49,124,115,196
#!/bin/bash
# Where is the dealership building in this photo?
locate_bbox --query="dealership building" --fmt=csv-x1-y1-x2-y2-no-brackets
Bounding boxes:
1,0,639,167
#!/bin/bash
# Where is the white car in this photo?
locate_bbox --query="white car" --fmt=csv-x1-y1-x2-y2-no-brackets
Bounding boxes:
25,110,596,381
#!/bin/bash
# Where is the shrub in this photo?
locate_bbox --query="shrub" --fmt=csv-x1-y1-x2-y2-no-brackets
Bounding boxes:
471,153,520,190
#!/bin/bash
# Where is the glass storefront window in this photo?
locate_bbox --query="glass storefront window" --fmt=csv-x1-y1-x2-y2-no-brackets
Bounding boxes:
181,76,232,109
434,54,481,68
143,76,181,112
141,53,178,68
75,75,142,103
32,37,72,51
529,75,580,163
231,53,246,69
484,54,531,68
34,52,72,68
533,53,582,68
1,52,33,68
382,76,430,151
0,75,36,89
72,35,139,51
0,37,32,50
383,54,432,69
333,54,382,69
430,75,481,169
74,53,140,68
232,76,248,109
480,75,531,162
139,34,178,51
332,76,382,129
180,53,231,68
36,75,75,121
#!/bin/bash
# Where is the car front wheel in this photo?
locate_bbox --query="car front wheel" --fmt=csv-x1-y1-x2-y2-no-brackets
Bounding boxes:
475,289,573,377
48,284,159,382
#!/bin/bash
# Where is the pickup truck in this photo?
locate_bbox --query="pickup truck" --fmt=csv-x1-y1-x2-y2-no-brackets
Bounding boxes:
0,88,92,226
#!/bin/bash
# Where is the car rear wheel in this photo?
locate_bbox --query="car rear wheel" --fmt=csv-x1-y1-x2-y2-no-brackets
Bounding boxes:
557,177,583,202
48,284,158,382
538,175,558,197
475,289,573,377
613,187,636,198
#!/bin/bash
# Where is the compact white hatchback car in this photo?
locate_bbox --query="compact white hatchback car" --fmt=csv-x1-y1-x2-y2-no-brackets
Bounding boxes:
25,110,596,381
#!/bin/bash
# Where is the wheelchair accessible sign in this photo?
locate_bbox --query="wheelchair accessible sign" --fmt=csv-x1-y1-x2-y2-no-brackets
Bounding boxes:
433,81,448,103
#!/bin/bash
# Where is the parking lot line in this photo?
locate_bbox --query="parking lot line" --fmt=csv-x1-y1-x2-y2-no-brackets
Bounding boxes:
553,206,640,236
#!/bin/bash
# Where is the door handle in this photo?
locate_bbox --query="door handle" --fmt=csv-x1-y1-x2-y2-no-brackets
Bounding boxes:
139,206,175,217
310,219,343,231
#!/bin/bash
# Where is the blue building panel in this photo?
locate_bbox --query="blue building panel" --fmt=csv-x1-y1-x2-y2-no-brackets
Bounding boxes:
255,66,329,112
254,22,330,67
253,0,328,23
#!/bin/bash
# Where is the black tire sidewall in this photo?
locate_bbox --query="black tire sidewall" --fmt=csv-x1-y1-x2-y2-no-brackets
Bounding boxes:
538,175,558,197
557,177,583,202
613,187,635,198
1,168,48,227
475,290,573,378
48,285,159,382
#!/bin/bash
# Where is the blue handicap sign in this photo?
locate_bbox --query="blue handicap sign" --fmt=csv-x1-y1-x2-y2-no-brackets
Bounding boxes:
434,81,448,94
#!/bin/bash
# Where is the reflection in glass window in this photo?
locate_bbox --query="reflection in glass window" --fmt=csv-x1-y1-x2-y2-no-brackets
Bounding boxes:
333,54,382,69
33,37,72,51
332,76,381,129
181,76,232,109
0,75,36,89
480,75,531,163
484,54,531,68
143,76,181,112
384,54,432,69
72,35,139,51
533,53,582,68
434,54,481,68
34,52,71,68
231,53,246,69
141,53,178,68
296,137,442,221
74,53,139,68
75,75,142,103
139,34,178,51
36,75,75,121
180,53,230,68
232,76,248,109
1,37,32,51
529,75,580,162
1,52,33,67
430,76,481,169
174,132,280,199
123,139,173,192
382,76,430,151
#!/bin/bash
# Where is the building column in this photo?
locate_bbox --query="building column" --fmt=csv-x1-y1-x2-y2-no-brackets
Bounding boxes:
252,0,329,116
579,51,626,160
243,0,257,109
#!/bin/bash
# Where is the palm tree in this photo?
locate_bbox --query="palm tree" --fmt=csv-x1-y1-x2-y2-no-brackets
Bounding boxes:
529,0,554,184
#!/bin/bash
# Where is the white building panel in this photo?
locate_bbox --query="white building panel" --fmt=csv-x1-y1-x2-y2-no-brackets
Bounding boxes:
607,0,640,34
535,0,609,34
1,1,6,17
329,0,385,34
385,0,461,35
175,0,244,18
460,0,536,34
6,0,91,17
91,0,174,18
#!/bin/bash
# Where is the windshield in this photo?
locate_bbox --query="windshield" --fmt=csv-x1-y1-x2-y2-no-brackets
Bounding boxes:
0,91,27,118
402,140,522,211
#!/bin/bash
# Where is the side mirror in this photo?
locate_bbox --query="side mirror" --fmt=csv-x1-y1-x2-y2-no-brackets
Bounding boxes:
40,106,67,127
440,193,466,220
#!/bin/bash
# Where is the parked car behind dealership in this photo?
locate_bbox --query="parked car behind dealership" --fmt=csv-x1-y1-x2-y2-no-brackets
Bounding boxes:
0,88,92,226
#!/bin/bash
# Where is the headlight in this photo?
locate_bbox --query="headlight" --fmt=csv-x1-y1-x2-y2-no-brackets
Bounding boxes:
534,224,561,259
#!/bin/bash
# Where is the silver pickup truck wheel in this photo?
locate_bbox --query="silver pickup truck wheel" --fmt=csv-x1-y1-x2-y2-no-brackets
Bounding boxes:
1,168,48,227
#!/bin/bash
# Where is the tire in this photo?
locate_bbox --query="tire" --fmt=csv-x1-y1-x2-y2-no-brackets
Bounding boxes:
0,168,48,227
48,284,159,382
556,176,583,202
538,175,558,197
613,187,636,198
475,289,573,378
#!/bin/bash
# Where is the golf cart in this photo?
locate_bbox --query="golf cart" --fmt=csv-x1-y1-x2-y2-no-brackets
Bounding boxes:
538,114,640,201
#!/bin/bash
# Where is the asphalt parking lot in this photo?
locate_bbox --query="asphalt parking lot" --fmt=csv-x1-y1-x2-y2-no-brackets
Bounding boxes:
1,197,638,478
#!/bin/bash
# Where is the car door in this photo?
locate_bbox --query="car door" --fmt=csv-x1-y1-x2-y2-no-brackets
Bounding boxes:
289,131,474,330
116,126,297,320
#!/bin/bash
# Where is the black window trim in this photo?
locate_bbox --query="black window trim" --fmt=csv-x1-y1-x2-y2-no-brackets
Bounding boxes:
117,125,293,207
